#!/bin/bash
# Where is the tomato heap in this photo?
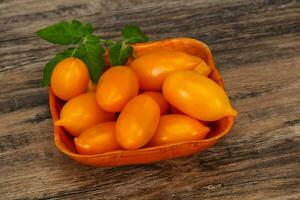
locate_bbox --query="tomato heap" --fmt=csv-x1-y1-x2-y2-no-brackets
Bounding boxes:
52,50,237,155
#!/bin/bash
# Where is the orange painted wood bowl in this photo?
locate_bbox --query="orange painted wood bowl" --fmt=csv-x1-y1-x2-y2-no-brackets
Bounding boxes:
49,38,236,167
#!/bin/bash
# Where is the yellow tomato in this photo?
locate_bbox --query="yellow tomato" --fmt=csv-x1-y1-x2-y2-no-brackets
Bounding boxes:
163,71,237,121
130,50,203,90
51,57,89,101
96,66,139,112
74,122,121,155
115,95,160,150
148,114,209,146
142,91,169,115
55,93,115,136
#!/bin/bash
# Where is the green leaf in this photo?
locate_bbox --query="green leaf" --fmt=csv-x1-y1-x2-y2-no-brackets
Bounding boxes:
77,35,105,83
107,25,147,66
71,20,94,36
36,20,94,45
103,39,115,48
121,24,149,44
41,49,76,87
109,42,133,66
63,47,80,57
83,23,93,35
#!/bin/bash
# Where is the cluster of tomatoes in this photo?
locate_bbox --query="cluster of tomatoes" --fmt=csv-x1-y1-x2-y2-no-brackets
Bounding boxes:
51,50,237,155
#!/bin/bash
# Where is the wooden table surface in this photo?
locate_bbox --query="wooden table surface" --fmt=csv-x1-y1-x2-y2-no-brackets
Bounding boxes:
1,0,299,199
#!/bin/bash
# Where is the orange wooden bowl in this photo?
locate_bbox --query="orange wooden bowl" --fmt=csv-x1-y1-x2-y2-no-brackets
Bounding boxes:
49,38,235,167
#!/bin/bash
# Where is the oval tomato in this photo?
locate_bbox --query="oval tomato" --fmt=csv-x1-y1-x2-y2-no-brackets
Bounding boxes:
115,95,160,150
51,57,89,101
55,93,115,136
142,91,169,115
96,66,139,112
163,70,237,121
130,50,203,90
74,122,121,155
148,114,209,146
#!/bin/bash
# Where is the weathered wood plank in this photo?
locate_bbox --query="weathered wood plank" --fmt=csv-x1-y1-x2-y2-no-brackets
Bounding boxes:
0,0,299,199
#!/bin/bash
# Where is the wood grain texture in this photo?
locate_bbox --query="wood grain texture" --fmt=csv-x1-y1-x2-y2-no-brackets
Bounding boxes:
0,0,299,199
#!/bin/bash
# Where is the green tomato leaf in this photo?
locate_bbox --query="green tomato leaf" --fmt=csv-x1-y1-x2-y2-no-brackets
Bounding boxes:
36,20,94,45
102,39,115,48
77,35,105,83
83,23,94,35
41,48,76,87
121,24,149,44
63,47,80,57
109,42,133,66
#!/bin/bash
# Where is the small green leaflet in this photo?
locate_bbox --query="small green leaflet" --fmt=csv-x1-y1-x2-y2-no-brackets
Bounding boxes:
121,24,149,44
36,20,93,45
78,35,105,83
109,25,148,66
109,42,133,66
102,39,115,48
41,48,78,87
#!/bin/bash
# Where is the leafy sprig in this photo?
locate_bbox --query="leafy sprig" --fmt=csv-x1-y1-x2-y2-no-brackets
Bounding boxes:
107,25,149,66
36,20,93,45
36,21,148,86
